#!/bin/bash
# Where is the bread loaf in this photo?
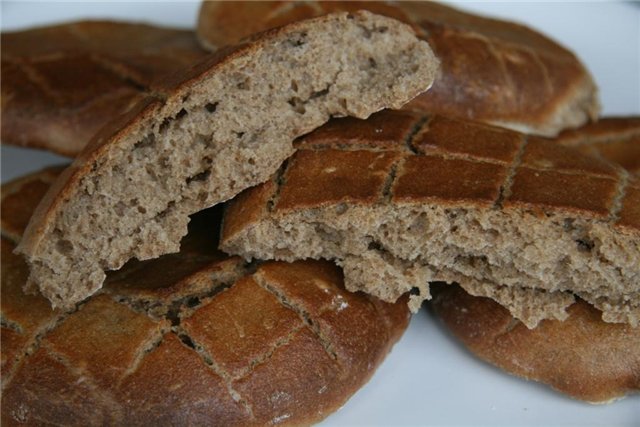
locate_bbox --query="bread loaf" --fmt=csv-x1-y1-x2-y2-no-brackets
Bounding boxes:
221,111,640,328
16,11,438,309
2,168,409,426
1,21,208,157
198,0,599,137
431,284,640,403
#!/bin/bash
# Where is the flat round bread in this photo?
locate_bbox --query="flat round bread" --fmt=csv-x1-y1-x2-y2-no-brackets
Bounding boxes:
221,111,640,328
1,21,208,157
197,0,599,137
1,168,409,426
430,284,640,403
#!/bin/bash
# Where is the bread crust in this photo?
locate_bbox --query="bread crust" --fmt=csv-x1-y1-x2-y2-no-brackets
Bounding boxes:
197,0,599,137
1,168,410,426
221,112,640,327
431,284,640,403
1,20,208,157
16,11,438,309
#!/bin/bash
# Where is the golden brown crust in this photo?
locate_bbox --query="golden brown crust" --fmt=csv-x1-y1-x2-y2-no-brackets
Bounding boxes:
1,168,410,425
557,117,640,175
1,20,208,157
197,0,599,136
431,284,640,403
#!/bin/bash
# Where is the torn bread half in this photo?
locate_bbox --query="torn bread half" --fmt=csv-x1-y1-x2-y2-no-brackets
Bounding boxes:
1,20,208,157
431,284,639,403
197,0,599,137
2,167,409,426
16,11,438,309
221,111,640,328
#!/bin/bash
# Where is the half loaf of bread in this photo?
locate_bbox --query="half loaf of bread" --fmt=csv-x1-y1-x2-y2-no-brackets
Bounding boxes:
221,111,640,328
1,20,208,157
198,0,599,136
16,11,438,309
431,284,639,403
2,168,409,426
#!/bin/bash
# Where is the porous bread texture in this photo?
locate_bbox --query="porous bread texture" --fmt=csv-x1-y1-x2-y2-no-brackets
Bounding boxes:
16,11,439,309
223,202,639,329
220,113,640,329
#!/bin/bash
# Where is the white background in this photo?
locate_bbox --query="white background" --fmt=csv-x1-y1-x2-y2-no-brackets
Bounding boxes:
1,2,639,426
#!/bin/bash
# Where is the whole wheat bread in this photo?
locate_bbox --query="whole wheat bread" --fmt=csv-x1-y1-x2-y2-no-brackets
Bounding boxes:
431,284,639,403
1,20,208,157
197,0,599,137
16,11,438,309
221,111,640,328
2,168,409,426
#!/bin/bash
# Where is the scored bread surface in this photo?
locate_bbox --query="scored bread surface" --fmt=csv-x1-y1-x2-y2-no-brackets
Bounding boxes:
221,111,640,328
1,20,208,157
431,284,640,403
1,168,410,426
197,0,599,137
16,11,439,309
557,117,640,175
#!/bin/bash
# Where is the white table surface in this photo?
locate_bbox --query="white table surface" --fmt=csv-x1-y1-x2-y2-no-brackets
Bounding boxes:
2,2,639,426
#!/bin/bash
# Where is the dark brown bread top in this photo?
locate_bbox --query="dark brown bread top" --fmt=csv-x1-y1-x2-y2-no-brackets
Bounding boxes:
1,168,409,426
431,284,640,403
557,117,640,175
221,111,640,327
198,0,599,137
1,20,208,157
224,111,639,239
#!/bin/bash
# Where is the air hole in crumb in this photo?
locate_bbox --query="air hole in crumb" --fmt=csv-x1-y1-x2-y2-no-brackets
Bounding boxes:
56,239,74,255
288,97,306,114
235,131,245,139
409,287,421,296
310,88,329,99
291,80,298,92
377,26,388,33
186,170,211,184
205,102,218,113
347,13,354,19
576,239,594,252
248,158,255,165
159,117,171,133
176,108,188,119
287,32,307,47
367,241,384,252
236,78,250,90
137,206,147,214
369,57,377,68
134,134,155,150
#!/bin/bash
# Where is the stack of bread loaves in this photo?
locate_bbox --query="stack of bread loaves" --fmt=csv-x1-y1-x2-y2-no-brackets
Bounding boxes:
1,1,638,425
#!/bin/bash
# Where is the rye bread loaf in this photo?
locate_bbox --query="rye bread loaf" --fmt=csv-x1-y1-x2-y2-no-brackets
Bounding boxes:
1,168,410,426
431,284,640,403
197,0,599,137
1,21,208,157
16,11,438,309
221,111,640,328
